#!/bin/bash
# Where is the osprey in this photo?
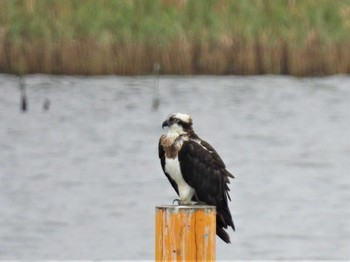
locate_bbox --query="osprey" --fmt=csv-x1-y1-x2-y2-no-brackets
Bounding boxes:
158,113,235,243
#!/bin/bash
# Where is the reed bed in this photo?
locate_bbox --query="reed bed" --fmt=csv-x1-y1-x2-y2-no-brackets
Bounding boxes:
1,0,349,76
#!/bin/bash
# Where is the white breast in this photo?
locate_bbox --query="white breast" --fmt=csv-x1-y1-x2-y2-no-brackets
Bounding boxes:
165,156,195,204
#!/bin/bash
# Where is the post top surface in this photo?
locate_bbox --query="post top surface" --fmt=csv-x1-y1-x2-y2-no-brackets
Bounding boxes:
156,205,216,210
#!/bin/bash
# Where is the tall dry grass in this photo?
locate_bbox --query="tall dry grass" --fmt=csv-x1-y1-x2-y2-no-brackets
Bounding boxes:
1,37,349,76
0,0,349,76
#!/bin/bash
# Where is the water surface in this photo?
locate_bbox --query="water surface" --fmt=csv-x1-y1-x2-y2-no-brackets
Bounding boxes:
0,74,349,260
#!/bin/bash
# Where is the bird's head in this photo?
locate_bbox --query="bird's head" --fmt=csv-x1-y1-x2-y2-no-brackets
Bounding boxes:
162,113,193,136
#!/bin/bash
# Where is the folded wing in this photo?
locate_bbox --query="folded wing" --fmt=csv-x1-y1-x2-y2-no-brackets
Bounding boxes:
178,139,235,243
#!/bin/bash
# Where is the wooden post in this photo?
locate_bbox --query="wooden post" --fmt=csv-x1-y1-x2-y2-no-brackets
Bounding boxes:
155,205,216,261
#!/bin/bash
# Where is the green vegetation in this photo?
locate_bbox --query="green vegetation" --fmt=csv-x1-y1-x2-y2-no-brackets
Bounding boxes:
1,0,349,75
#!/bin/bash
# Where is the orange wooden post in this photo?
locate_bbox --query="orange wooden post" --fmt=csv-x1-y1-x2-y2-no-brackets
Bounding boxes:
155,205,216,261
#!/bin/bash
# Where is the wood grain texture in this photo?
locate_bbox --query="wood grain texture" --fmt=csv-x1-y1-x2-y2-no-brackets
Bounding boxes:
155,205,216,261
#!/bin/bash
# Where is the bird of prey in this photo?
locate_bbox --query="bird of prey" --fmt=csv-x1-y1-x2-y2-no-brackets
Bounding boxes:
158,113,235,243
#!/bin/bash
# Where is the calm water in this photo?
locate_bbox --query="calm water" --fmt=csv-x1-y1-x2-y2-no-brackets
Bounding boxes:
0,74,349,260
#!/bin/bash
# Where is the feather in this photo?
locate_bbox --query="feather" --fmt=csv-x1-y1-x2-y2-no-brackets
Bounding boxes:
158,113,235,243
178,138,235,241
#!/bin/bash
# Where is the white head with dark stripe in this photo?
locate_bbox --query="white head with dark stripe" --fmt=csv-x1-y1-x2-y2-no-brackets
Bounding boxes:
162,113,193,138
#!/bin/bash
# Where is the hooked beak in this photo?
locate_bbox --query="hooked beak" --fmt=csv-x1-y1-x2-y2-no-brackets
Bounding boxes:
162,120,169,129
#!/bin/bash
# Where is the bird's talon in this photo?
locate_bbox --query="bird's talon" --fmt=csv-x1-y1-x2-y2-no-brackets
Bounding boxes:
172,199,181,205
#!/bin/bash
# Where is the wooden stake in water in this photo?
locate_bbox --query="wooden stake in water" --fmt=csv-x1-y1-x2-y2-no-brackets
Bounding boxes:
151,63,160,111
155,205,216,261
19,76,28,112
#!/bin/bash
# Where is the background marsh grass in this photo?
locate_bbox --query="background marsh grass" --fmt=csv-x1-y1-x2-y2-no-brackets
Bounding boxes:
1,0,349,75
